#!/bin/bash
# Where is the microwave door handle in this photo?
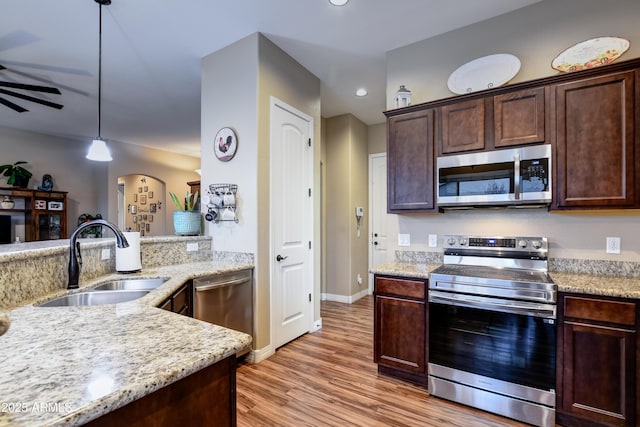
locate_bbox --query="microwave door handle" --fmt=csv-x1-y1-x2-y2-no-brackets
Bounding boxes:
514,152,521,200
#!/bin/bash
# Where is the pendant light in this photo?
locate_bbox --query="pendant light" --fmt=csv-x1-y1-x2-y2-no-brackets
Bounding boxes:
86,0,113,161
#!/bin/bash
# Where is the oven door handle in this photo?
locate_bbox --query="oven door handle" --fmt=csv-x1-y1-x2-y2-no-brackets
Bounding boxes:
429,290,556,319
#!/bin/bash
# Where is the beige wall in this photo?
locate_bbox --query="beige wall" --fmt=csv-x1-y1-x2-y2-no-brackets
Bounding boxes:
201,33,321,351
325,114,369,301
383,0,640,263
368,123,386,154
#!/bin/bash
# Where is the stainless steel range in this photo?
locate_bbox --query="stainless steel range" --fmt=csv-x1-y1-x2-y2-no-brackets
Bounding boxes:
428,235,557,427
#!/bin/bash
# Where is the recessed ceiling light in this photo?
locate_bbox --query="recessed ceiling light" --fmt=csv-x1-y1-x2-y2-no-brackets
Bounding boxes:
355,88,367,97
330,0,349,6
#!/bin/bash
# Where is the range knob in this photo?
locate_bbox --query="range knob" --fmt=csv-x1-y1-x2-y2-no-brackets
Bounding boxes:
531,240,542,249
447,237,457,246
459,238,468,246
518,240,528,248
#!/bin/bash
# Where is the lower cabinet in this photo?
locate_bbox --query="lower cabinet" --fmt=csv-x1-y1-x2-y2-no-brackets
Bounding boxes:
159,281,193,317
85,354,237,427
374,274,428,386
557,293,637,427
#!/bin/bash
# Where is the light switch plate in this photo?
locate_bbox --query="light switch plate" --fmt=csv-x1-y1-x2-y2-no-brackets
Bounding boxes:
186,242,199,252
428,234,438,248
101,248,111,260
606,237,621,254
398,233,410,247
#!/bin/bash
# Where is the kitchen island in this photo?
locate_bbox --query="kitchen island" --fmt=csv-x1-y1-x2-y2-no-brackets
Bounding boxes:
0,239,254,427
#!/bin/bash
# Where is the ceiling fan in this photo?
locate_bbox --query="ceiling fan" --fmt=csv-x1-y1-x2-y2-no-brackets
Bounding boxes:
0,63,63,112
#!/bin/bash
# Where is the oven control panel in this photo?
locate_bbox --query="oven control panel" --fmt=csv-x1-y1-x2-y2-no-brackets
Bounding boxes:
443,235,547,252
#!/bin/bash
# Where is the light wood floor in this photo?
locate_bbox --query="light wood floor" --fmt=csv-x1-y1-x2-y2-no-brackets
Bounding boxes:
236,296,530,426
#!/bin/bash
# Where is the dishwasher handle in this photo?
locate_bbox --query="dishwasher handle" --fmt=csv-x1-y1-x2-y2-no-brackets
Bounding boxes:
194,277,249,292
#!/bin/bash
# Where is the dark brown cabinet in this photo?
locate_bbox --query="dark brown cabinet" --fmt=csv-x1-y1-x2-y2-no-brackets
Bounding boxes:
159,281,193,317
386,108,436,212
493,87,545,148
0,187,67,241
554,70,638,209
440,98,486,154
557,293,637,427
374,275,428,386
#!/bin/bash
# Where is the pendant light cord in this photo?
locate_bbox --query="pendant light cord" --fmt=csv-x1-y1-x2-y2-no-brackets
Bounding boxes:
97,2,103,139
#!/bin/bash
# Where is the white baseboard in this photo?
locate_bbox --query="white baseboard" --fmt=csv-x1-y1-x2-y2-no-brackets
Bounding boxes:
321,289,369,304
246,344,275,363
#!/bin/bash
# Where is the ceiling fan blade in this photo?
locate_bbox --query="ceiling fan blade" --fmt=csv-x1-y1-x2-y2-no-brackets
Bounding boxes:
0,96,28,112
0,88,63,110
0,81,61,94
0,64,6,71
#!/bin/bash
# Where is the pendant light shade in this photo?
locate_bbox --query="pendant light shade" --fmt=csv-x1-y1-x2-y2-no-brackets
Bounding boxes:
87,137,112,161
87,0,112,161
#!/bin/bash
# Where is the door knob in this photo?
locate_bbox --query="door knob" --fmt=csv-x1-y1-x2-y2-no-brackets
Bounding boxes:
373,241,378,246
276,254,288,262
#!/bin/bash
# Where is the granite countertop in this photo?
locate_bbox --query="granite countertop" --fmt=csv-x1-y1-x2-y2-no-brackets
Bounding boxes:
0,261,254,427
371,261,640,299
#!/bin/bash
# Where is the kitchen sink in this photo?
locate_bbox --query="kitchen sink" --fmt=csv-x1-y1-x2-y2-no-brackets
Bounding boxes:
37,290,150,307
91,278,168,291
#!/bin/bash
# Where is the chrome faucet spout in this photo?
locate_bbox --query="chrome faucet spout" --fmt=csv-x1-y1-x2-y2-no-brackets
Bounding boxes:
68,219,129,289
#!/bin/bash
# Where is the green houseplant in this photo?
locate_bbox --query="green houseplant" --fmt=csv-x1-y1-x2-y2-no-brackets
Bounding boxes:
169,191,200,235
0,161,33,188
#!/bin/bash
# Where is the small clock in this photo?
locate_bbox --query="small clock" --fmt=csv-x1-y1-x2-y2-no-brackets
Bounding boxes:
214,127,238,161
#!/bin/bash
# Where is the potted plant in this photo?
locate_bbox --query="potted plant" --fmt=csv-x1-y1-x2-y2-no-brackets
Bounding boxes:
169,191,200,235
0,161,33,188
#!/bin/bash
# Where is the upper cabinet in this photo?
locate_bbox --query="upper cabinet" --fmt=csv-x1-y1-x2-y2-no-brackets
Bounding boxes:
440,98,485,154
386,108,436,212
553,70,638,209
385,57,640,213
493,87,545,148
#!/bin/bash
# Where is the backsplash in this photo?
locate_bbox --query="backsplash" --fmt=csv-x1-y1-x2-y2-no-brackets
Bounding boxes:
394,250,640,279
0,236,213,310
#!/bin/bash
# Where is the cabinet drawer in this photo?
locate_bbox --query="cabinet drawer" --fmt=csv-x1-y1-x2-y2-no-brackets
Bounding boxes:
375,276,426,300
564,296,636,326
172,284,189,313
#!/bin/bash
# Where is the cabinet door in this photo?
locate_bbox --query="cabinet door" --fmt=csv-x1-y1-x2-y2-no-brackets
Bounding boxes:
387,108,435,212
560,322,635,426
558,294,637,427
440,98,485,154
374,295,426,375
494,87,545,147
554,71,637,208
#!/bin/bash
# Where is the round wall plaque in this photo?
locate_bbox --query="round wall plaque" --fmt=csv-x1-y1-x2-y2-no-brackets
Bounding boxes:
214,127,238,161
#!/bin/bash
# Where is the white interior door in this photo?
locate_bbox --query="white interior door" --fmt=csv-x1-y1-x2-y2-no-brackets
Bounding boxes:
369,153,387,293
270,97,313,349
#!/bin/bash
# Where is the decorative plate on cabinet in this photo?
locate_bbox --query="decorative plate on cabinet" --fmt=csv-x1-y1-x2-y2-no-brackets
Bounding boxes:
447,53,521,95
214,127,238,162
552,37,630,72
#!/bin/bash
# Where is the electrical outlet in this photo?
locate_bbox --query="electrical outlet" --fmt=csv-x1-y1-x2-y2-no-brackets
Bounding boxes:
101,248,111,260
606,237,621,254
186,242,199,252
357,274,363,285
398,234,410,247
428,234,438,248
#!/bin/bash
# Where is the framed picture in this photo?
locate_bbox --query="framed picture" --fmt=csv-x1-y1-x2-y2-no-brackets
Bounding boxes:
144,186,148,192
35,200,47,210
136,223,141,232
133,216,138,223
48,201,64,211
148,215,153,222
150,203,157,213
130,205,137,214
140,195,147,205
133,194,138,202
138,187,143,193
148,191,154,199
143,214,147,221
146,223,150,232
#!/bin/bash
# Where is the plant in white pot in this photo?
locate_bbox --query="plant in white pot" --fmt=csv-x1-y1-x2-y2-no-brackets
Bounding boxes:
169,191,200,236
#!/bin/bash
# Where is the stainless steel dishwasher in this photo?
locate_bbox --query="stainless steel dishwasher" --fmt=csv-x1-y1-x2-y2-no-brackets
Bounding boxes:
193,268,253,356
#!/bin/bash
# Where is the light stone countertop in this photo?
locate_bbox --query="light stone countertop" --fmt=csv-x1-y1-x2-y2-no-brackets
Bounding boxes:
371,261,640,299
0,261,254,427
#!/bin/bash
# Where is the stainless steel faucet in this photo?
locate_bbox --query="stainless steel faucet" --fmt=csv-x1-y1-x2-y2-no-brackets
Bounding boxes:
68,219,129,289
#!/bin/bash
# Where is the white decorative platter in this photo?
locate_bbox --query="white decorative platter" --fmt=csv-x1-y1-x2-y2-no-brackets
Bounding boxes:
447,53,521,95
552,36,630,72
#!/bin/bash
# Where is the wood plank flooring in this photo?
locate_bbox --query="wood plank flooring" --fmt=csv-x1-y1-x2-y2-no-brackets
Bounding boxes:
236,296,531,426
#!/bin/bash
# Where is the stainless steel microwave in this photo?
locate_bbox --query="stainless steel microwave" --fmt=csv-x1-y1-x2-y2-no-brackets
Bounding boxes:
437,144,551,208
